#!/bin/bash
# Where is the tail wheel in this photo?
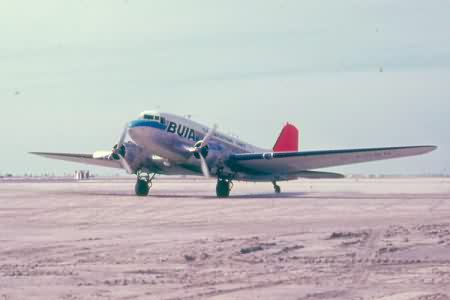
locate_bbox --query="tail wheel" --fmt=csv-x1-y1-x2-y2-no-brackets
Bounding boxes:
273,181,281,194
275,185,281,194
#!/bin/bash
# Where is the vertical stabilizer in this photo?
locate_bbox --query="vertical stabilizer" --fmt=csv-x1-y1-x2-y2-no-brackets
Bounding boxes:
273,123,299,152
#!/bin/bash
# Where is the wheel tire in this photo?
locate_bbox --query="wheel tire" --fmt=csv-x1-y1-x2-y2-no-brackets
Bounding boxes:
275,185,281,194
135,179,150,196
216,180,230,198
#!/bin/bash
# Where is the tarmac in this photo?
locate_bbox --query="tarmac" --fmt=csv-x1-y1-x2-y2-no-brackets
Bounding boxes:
1,177,450,300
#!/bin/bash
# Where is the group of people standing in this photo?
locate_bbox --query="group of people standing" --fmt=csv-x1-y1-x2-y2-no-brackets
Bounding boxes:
74,170,90,180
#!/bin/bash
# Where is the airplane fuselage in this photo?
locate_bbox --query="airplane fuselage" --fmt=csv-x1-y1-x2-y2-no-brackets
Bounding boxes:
128,111,265,177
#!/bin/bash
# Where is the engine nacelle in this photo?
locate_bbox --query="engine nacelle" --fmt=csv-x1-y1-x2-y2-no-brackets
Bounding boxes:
120,142,153,172
111,144,126,160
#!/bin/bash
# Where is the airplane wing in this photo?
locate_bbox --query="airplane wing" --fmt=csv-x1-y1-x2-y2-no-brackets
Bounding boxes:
29,152,122,169
228,146,437,175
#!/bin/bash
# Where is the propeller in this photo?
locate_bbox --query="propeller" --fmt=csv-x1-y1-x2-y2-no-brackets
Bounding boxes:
199,154,210,178
186,124,217,177
111,124,133,174
198,124,217,149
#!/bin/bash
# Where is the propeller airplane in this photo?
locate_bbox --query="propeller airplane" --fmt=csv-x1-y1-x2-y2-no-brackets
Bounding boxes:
31,111,437,197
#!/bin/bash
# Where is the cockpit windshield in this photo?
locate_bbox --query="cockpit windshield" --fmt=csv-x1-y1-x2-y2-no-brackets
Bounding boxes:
140,111,166,124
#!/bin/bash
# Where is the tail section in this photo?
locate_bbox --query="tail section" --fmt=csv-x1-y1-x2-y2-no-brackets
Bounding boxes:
273,123,299,152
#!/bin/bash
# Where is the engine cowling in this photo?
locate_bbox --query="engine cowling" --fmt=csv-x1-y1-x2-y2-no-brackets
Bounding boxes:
111,144,126,160
193,141,209,159
111,142,152,172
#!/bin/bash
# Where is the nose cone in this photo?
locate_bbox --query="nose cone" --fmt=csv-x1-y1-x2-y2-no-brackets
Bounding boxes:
128,119,167,145
128,119,147,142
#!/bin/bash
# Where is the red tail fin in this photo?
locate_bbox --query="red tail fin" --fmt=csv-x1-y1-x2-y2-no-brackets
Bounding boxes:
273,123,299,152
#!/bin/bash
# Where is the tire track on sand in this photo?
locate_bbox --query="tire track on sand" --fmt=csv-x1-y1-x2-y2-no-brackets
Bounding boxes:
351,228,382,287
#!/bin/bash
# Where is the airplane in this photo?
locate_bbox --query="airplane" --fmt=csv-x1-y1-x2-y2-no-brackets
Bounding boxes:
30,111,437,198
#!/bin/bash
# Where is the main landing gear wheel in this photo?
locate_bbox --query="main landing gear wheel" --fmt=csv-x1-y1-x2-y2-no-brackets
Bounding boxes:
273,181,281,194
216,179,232,198
135,179,149,196
135,171,156,197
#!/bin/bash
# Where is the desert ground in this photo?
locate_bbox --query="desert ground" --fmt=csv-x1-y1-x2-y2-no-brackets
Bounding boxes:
1,177,450,300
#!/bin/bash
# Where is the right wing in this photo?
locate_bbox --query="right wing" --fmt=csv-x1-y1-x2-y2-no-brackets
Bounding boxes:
228,145,437,175
29,152,122,169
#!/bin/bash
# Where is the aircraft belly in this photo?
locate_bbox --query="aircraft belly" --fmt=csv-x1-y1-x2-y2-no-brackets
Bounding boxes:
234,173,297,182
129,127,207,176
129,126,190,162
152,160,199,175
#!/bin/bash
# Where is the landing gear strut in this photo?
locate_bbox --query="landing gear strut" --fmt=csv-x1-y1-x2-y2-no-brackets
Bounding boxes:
273,181,281,194
216,178,233,198
135,171,156,197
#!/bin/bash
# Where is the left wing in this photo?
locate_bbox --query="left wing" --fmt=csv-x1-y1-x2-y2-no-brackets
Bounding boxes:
29,152,122,169
228,145,437,175
29,152,201,176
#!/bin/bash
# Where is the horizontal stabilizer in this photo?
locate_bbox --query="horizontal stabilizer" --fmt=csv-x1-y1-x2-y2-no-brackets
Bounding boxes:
295,170,345,179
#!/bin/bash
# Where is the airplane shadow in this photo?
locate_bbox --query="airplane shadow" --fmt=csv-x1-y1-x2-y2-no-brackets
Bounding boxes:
56,190,433,202
153,192,308,200
57,191,308,199
227,192,308,199
56,191,139,198
63,191,215,199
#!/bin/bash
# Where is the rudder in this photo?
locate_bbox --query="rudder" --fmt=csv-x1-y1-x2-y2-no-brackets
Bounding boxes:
273,123,299,152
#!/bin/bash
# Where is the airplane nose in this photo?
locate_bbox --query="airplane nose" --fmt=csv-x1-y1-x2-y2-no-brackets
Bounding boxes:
128,119,144,129
127,120,143,139
127,119,156,143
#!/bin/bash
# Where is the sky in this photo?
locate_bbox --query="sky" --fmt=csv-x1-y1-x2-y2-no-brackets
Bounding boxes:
0,0,449,176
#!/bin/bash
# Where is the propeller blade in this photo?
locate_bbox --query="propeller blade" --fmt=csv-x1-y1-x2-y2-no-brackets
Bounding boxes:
118,123,129,146
111,123,133,173
199,124,217,149
118,154,133,174
199,154,210,177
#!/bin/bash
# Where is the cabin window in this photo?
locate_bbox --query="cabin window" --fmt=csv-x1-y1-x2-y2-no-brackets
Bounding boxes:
161,117,166,124
143,114,154,120
155,116,160,121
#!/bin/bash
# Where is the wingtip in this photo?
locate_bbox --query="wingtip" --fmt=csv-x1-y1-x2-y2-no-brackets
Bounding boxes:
29,152,49,156
424,145,438,152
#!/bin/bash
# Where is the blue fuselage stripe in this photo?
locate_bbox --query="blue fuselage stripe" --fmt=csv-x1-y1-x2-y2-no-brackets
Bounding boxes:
129,120,167,130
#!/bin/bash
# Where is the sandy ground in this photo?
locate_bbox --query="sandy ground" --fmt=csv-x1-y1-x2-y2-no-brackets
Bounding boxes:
1,178,450,300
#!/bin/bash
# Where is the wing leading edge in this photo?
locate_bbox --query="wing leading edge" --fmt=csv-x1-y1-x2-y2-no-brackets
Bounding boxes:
29,152,122,169
229,145,437,175
29,152,202,176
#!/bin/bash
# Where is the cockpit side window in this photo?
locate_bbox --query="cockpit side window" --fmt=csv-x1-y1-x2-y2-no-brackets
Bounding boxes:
143,114,154,120
155,116,160,121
